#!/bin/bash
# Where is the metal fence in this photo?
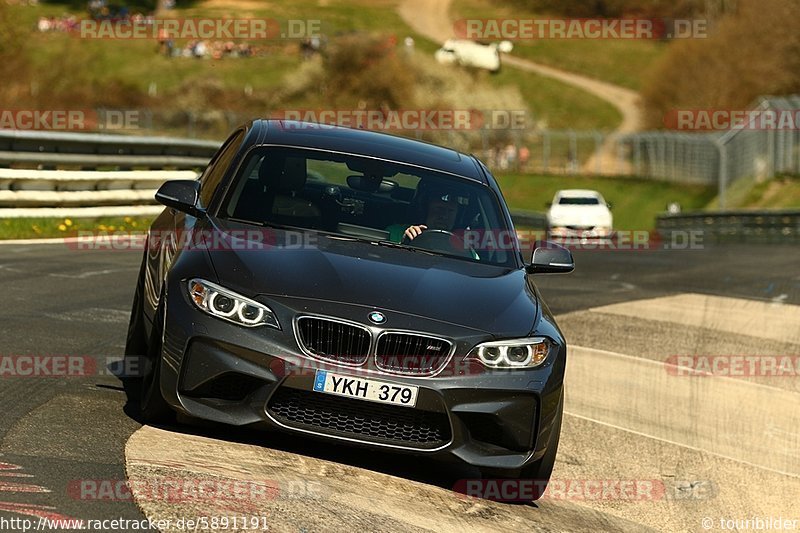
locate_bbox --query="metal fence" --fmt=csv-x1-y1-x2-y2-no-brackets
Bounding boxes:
618,132,721,184
619,96,800,207
6,94,798,207
104,96,800,198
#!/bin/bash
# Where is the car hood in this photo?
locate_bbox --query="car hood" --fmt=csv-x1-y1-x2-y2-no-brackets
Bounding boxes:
202,219,539,337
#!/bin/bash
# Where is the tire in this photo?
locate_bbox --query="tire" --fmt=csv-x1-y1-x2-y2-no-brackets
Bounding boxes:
139,292,174,423
480,399,563,501
122,255,148,402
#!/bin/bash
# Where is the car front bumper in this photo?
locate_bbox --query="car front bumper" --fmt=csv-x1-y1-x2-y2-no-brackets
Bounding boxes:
548,225,613,239
155,281,566,473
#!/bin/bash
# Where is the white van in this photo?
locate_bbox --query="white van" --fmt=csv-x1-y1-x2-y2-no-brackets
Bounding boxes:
434,39,513,73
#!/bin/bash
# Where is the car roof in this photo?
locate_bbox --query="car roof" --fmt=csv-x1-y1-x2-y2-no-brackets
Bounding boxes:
555,189,603,198
249,119,487,183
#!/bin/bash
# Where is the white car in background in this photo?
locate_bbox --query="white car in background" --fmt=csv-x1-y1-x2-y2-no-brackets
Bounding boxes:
546,189,613,239
434,39,513,73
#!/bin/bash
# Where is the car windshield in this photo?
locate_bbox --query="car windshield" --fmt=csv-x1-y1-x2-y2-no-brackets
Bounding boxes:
558,197,601,205
218,146,516,266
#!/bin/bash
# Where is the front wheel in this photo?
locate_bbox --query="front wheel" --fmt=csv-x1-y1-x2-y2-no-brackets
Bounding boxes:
122,256,148,401
139,294,174,423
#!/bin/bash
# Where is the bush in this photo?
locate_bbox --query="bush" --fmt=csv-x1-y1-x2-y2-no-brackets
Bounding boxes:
641,0,800,129
322,33,416,109
0,1,30,106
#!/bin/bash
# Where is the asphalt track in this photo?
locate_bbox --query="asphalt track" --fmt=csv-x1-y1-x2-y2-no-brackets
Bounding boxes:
0,241,798,532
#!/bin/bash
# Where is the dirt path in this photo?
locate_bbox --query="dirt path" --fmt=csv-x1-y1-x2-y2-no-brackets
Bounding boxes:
398,0,641,173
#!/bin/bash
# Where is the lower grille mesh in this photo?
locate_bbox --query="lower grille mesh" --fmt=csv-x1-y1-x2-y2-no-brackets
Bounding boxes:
267,387,451,449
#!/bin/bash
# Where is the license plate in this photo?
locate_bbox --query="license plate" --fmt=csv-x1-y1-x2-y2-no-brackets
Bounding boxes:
312,370,418,408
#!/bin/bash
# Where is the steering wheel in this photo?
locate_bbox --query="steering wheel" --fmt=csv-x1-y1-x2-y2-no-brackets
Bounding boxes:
404,229,475,258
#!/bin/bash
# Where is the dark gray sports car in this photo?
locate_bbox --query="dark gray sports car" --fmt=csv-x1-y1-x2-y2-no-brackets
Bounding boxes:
124,120,573,500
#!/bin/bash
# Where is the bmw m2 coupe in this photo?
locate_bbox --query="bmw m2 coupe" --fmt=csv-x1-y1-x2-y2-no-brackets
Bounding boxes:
124,120,574,499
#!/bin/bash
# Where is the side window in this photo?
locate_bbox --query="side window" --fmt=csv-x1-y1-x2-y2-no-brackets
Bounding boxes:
199,129,246,208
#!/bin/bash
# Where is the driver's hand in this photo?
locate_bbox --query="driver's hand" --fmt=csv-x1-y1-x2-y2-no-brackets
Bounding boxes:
404,225,427,241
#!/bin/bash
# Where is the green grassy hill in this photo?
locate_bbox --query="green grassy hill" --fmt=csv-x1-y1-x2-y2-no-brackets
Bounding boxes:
8,0,622,136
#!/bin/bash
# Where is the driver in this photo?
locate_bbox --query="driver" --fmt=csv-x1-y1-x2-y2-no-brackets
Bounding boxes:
386,182,462,243
387,182,480,259
402,193,459,241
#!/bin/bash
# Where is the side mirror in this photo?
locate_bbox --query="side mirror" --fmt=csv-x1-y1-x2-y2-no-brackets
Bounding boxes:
545,201,552,208
497,40,514,53
155,180,203,217
525,241,574,274
606,202,613,209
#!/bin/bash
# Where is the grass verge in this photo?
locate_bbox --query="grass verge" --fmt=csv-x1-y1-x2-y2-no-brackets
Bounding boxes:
706,175,800,210
0,216,155,240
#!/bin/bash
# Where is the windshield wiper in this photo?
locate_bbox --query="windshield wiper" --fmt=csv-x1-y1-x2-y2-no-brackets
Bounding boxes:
225,217,294,231
374,240,438,256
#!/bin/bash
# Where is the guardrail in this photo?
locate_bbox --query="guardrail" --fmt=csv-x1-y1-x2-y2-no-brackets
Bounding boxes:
509,210,547,229
0,130,214,217
656,210,800,243
0,130,219,170
0,168,197,218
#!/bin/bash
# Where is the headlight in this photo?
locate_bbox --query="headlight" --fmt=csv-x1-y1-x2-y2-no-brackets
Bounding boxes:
468,337,550,369
187,278,280,329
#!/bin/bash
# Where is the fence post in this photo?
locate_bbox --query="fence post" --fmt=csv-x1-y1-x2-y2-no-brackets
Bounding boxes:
616,136,625,176
568,130,577,174
594,131,602,174
716,139,728,209
542,131,550,173
766,126,776,179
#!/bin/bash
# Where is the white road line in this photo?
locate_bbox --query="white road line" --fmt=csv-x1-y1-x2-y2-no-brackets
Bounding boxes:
573,344,797,394
567,345,800,476
49,268,135,279
563,410,800,479
589,292,800,344
44,308,130,323
0,237,75,246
